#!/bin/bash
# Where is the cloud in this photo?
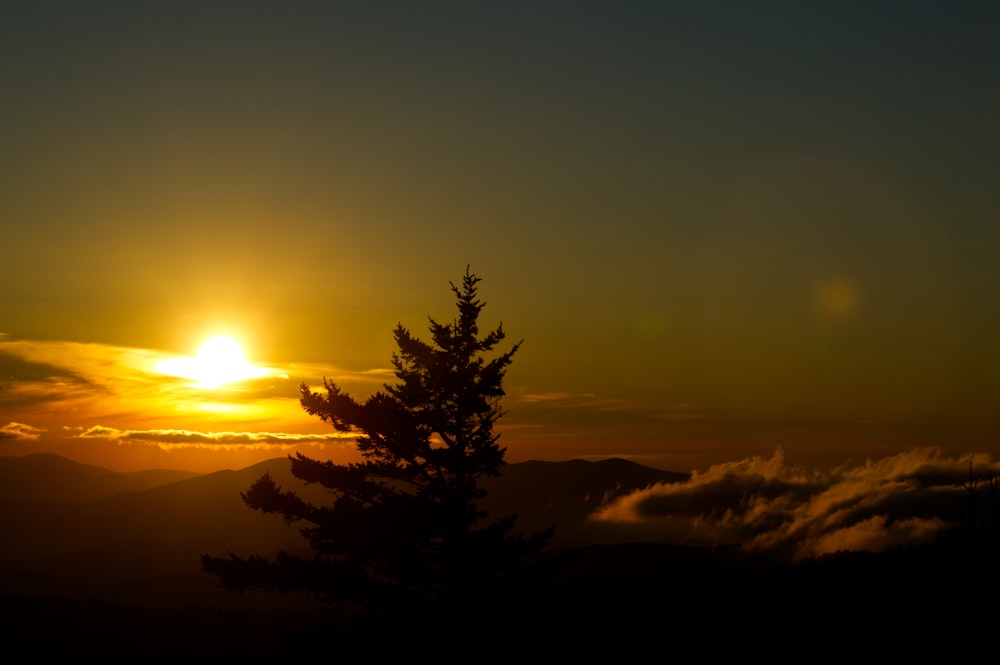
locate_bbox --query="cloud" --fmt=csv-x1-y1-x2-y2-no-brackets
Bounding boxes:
514,391,616,408
0,348,99,408
73,426,356,450
590,447,988,560
0,421,46,441
0,335,389,432
512,391,706,422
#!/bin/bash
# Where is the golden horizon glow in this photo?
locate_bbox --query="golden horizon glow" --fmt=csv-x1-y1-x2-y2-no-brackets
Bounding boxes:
156,335,270,388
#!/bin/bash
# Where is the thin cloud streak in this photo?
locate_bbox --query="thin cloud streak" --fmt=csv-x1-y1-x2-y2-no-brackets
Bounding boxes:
590,447,989,560
512,390,708,421
74,425,355,450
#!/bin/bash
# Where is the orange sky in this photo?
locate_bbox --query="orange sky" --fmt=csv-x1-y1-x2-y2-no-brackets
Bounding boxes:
1,2,998,473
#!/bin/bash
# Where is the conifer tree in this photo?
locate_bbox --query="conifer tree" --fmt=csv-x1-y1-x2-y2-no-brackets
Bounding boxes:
202,269,550,606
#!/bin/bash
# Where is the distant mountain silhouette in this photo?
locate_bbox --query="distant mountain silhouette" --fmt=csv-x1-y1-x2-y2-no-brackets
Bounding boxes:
0,453,198,503
0,456,325,608
0,453,686,608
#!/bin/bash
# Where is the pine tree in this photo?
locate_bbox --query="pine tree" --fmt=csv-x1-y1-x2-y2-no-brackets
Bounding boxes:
202,269,551,608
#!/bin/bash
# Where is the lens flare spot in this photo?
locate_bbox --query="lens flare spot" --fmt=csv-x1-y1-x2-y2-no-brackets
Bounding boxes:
814,278,859,323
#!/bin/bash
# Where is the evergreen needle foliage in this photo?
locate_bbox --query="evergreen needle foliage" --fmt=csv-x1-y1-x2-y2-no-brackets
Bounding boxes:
202,269,552,607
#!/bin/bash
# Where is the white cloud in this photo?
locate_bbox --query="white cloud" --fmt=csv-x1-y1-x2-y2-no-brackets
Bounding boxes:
590,447,989,560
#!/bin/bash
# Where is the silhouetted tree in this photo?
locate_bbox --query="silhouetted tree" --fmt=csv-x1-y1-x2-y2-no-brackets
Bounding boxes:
202,269,551,609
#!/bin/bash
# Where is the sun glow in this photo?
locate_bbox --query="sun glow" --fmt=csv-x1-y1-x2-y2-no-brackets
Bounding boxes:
157,335,270,388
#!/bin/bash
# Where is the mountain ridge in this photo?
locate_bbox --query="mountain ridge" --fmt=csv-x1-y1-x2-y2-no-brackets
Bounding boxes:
0,452,201,503
0,452,687,506
0,451,687,607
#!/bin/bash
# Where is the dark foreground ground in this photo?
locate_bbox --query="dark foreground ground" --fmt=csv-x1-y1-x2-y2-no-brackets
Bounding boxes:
3,532,996,663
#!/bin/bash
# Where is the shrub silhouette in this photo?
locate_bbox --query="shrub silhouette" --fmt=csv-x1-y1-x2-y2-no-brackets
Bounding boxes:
202,269,551,609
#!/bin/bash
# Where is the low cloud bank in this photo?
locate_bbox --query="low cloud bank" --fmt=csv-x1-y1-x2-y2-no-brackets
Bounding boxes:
590,447,991,560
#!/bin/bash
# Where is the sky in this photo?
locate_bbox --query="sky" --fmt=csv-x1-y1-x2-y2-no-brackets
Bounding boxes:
1,1,998,474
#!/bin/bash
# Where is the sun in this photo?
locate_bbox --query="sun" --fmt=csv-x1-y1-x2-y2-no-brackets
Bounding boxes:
157,335,270,388
193,336,255,385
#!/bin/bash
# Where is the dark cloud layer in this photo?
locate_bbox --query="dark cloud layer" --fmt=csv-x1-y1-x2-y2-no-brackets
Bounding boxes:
0,350,97,407
0,351,88,384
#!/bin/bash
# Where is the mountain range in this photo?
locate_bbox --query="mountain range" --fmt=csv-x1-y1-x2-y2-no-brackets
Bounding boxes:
1,452,994,660
0,452,687,609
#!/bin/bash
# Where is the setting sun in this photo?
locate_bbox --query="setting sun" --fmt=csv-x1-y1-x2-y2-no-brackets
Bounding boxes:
157,335,270,388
